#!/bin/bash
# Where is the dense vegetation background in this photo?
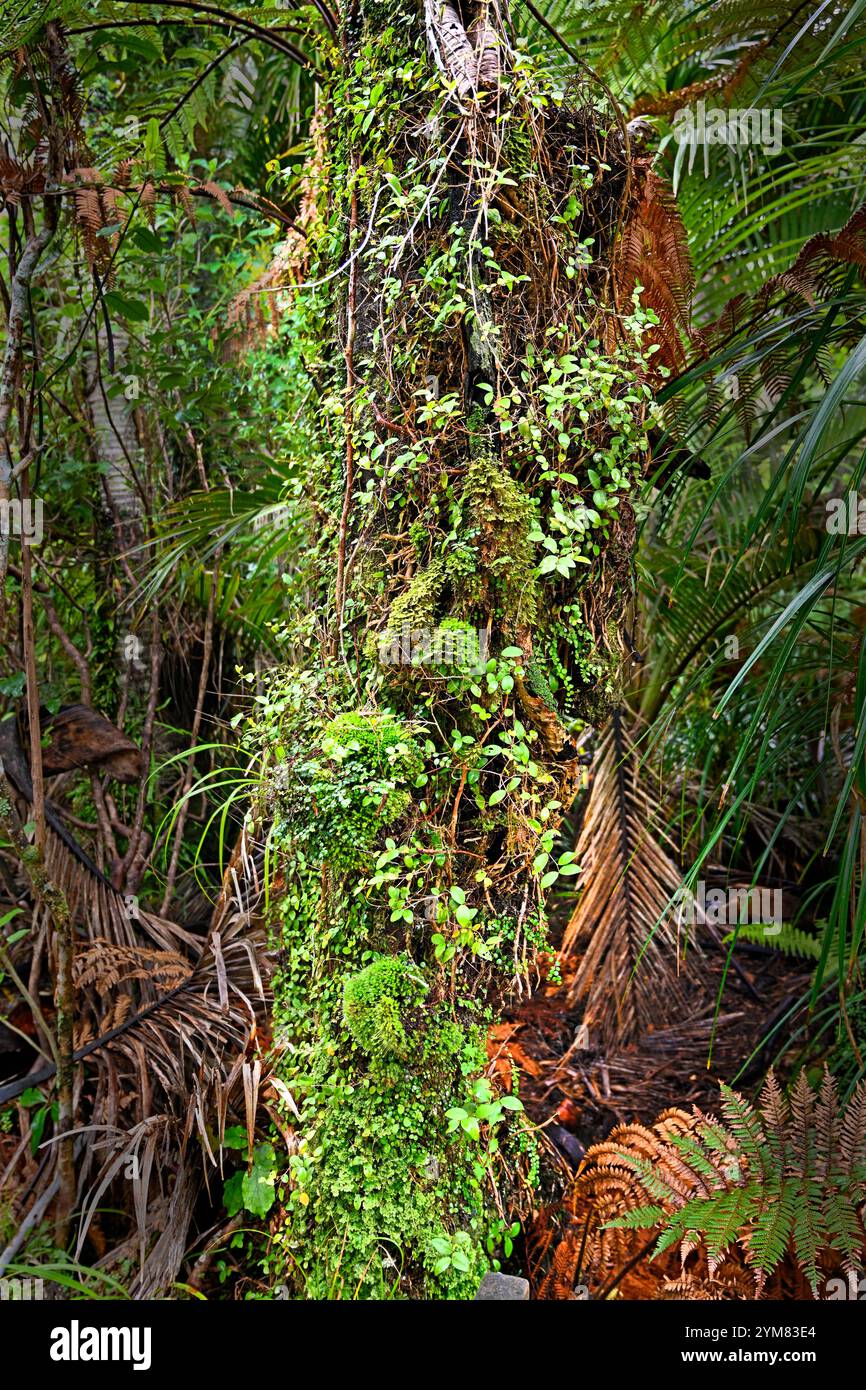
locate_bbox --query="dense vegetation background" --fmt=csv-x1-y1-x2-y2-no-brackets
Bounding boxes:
1,0,865,1301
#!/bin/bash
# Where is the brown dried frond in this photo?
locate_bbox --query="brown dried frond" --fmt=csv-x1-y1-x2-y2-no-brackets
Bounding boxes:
840,1082,866,1175
74,939,192,996
613,162,694,373
0,727,273,1293
759,204,866,308
688,202,866,430
113,159,133,189
176,184,195,226
630,39,770,121
139,180,157,222
0,152,45,206
759,1067,788,1136
561,709,703,1046
554,1068,866,1299
199,178,235,218
67,166,116,272
658,1269,752,1299
224,120,322,355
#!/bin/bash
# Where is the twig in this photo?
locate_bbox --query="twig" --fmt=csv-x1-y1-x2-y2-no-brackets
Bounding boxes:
334,173,359,628
160,564,218,914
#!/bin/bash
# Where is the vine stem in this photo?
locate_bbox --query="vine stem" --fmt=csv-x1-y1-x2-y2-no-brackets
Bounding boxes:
334,172,359,630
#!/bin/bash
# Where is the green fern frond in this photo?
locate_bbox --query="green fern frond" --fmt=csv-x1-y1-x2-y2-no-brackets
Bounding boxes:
604,1203,668,1231
719,1083,769,1179
745,1178,795,1274
726,922,824,960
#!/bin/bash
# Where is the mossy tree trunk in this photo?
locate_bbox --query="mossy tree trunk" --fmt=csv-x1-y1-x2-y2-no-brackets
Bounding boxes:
266,0,658,1297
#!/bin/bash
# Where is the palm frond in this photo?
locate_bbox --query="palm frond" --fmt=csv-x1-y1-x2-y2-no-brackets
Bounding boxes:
561,709,702,1045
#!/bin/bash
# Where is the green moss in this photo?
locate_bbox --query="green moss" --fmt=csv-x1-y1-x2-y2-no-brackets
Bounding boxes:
383,556,446,636
274,912,498,1299
276,710,422,870
320,710,422,775
343,953,428,1070
458,451,539,630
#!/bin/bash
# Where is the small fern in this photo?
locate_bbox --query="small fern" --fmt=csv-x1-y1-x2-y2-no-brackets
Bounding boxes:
581,1068,866,1295
724,921,824,961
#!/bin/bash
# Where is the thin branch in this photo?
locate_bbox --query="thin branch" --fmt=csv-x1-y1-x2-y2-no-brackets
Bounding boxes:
160,564,218,914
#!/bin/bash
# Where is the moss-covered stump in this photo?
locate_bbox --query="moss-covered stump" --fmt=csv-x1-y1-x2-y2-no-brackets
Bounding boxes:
254,0,661,1298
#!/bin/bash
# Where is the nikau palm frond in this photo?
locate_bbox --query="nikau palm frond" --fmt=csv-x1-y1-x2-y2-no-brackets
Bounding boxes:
561,709,701,1046
0,714,271,1293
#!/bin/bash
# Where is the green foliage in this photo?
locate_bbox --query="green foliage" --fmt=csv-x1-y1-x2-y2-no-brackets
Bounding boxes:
222,1131,278,1221
276,711,423,870
726,923,825,962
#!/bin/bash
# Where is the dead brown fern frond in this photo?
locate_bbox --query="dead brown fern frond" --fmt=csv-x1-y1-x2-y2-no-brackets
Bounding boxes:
613,161,693,373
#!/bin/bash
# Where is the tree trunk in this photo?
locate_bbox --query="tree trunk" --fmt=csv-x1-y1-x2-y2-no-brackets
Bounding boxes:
269,0,653,1297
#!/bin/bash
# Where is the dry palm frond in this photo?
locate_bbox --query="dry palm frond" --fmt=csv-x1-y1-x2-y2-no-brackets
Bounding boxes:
561,708,701,1046
38,704,142,782
0,714,273,1294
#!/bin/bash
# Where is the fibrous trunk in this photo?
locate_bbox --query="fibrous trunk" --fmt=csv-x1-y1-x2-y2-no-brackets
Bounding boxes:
267,0,658,1297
